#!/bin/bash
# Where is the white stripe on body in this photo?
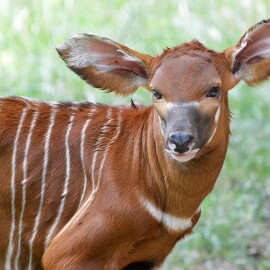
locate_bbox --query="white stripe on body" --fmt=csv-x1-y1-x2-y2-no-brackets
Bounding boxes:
53,107,121,239
78,108,97,207
5,108,28,270
28,109,56,270
84,107,114,214
96,109,122,191
15,111,39,270
44,114,75,248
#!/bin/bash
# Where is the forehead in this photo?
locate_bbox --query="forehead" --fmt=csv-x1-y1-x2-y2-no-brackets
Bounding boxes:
151,54,222,101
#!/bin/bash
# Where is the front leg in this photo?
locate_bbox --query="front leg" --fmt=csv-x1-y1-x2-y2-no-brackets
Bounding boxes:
42,210,143,270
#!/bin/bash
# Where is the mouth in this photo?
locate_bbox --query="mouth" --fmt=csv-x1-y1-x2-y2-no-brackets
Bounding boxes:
165,148,199,162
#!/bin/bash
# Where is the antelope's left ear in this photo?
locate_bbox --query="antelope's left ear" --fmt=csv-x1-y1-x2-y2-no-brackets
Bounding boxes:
225,19,270,85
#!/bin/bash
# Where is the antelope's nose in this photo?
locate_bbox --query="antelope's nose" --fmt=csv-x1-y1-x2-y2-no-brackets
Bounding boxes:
168,132,194,153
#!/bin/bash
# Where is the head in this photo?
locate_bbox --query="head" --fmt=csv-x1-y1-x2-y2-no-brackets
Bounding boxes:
57,19,270,163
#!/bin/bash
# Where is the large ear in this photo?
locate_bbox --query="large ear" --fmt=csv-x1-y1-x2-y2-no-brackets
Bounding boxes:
225,19,270,85
56,34,153,95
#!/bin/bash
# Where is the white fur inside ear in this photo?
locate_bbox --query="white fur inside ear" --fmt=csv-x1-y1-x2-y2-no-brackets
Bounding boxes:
57,35,100,68
129,76,148,90
232,32,249,62
57,34,143,73
116,49,142,64
231,32,250,79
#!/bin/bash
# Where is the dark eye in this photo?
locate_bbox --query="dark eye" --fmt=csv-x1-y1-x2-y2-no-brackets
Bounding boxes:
152,89,163,100
206,86,220,98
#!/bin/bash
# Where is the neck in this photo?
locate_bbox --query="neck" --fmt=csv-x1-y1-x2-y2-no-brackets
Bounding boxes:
144,101,230,218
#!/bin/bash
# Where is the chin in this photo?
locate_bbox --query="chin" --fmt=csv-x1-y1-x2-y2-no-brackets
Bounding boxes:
167,149,199,163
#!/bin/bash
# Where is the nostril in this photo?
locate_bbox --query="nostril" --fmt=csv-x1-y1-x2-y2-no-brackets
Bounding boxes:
168,132,194,153
169,132,193,145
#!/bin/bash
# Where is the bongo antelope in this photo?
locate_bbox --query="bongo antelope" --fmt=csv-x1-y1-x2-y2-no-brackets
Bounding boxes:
0,19,269,270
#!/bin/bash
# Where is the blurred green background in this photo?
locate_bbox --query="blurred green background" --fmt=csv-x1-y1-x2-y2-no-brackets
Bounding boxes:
1,0,270,269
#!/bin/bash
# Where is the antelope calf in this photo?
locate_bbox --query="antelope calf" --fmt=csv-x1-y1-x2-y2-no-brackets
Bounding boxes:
1,19,270,270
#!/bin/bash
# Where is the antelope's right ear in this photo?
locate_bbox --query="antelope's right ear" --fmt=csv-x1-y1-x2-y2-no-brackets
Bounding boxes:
56,34,153,95
225,19,270,86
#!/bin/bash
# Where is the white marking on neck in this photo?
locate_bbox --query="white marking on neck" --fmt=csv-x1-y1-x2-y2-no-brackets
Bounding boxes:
141,198,192,232
5,108,28,270
28,109,56,270
15,111,39,270
53,108,122,239
44,113,75,248
78,108,96,207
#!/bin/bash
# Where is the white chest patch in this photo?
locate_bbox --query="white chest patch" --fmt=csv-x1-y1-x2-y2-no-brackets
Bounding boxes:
141,198,192,232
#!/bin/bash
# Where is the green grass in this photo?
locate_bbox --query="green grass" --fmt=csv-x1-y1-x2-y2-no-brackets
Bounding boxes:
1,0,270,269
